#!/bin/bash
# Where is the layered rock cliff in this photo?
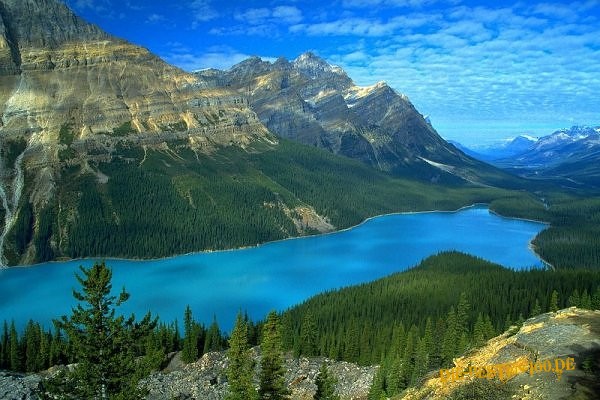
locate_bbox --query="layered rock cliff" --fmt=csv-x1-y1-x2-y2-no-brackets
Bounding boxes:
196,52,483,181
0,0,274,265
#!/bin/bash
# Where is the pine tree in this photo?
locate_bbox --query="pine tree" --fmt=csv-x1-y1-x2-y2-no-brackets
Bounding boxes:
226,312,257,400
259,311,290,400
592,286,600,310
455,292,470,354
204,316,223,354
398,325,417,389
24,320,41,372
441,307,456,365
52,262,156,399
299,312,318,357
314,363,339,400
531,298,542,317
580,289,592,309
568,289,580,307
9,320,20,371
411,337,429,386
1,320,8,369
368,365,387,400
473,313,485,347
181,305,198,363
550,290,559,312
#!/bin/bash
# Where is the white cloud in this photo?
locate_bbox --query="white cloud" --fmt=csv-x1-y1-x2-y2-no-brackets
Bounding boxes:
273,6,303,24
163,45,253,72
313,2,600,141
68,0,110,13
229,5,303,35
191,0,219,28
146,13,166,23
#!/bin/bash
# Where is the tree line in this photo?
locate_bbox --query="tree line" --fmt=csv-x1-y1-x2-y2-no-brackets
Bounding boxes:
2,253,599,398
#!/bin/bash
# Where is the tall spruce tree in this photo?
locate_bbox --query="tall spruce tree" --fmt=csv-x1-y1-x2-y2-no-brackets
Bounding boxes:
259,311,290,400
204,316,224,354
226,312,257,400
314,363,339,400
9,320,20,371
299,312,318,357
181,305,198,363
550,290,559,312
0,320,8,369
52,262,156,400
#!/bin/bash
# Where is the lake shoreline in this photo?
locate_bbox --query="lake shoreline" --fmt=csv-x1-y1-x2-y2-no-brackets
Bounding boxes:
4,203,550,270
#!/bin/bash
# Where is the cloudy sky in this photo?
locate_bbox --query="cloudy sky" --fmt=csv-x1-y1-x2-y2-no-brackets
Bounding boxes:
65,0,600,145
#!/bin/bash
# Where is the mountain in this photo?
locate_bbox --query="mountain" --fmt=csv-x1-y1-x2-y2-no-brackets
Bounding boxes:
449,135,538,162
195,53,512,185
493,126,600,189
0,0,530,266
0,0,278,264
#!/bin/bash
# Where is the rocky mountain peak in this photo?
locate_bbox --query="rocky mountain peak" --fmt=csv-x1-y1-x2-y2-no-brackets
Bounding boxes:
0,0,108,50
292,51,348,80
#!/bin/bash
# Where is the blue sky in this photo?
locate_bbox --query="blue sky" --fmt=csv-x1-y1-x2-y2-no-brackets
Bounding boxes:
64,0,600,145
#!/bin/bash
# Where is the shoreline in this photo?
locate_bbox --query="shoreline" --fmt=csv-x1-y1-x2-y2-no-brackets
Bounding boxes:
3,203,550,270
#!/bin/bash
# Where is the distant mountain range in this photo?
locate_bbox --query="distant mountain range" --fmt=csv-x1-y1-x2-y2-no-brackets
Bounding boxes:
454,126,600,189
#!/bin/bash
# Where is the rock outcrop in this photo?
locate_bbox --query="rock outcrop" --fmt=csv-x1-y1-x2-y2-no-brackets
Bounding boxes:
142,349,377,400
401,307,600,400
0,351,377,400
0,371,41,400
0,0,273,203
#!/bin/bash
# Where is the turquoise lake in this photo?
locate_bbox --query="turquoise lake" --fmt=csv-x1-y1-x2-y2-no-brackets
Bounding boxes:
0,206,547,332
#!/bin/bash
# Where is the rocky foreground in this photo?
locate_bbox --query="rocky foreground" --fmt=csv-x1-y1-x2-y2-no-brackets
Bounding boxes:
401,307,600,400
0,350,376,400
143,350,376,400
2,307,599,399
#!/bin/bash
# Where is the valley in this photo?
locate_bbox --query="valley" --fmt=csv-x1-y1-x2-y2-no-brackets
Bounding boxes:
0,0,599,399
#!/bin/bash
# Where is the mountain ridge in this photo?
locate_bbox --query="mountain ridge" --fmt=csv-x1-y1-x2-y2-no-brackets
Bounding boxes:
0,0,531,266
195,52,503,184
457,126,600,189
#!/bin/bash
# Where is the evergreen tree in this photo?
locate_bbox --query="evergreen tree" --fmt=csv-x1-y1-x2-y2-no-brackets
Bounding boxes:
592,286,600,310
473,313,485,347
24,320,41,372
204,316,223,354
181,305,198,363
1,320,8,369
259,311,289,400
580,289,592,309
52,262,156,400
314,363,339,400
550,290,559,312
9,321,20,371
411,337,429,386
367,365,387,400
568,289,580,307
482,315,495,340
398,325,417,389
421,317,434,362
504,314,513,331
299,312,318,357
531,298,542,317
441,307,457,365
226,312,257,400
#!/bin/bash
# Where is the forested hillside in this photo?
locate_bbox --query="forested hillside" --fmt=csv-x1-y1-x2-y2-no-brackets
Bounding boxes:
6,138,525,265
280,252,600,397
2,253,599,398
